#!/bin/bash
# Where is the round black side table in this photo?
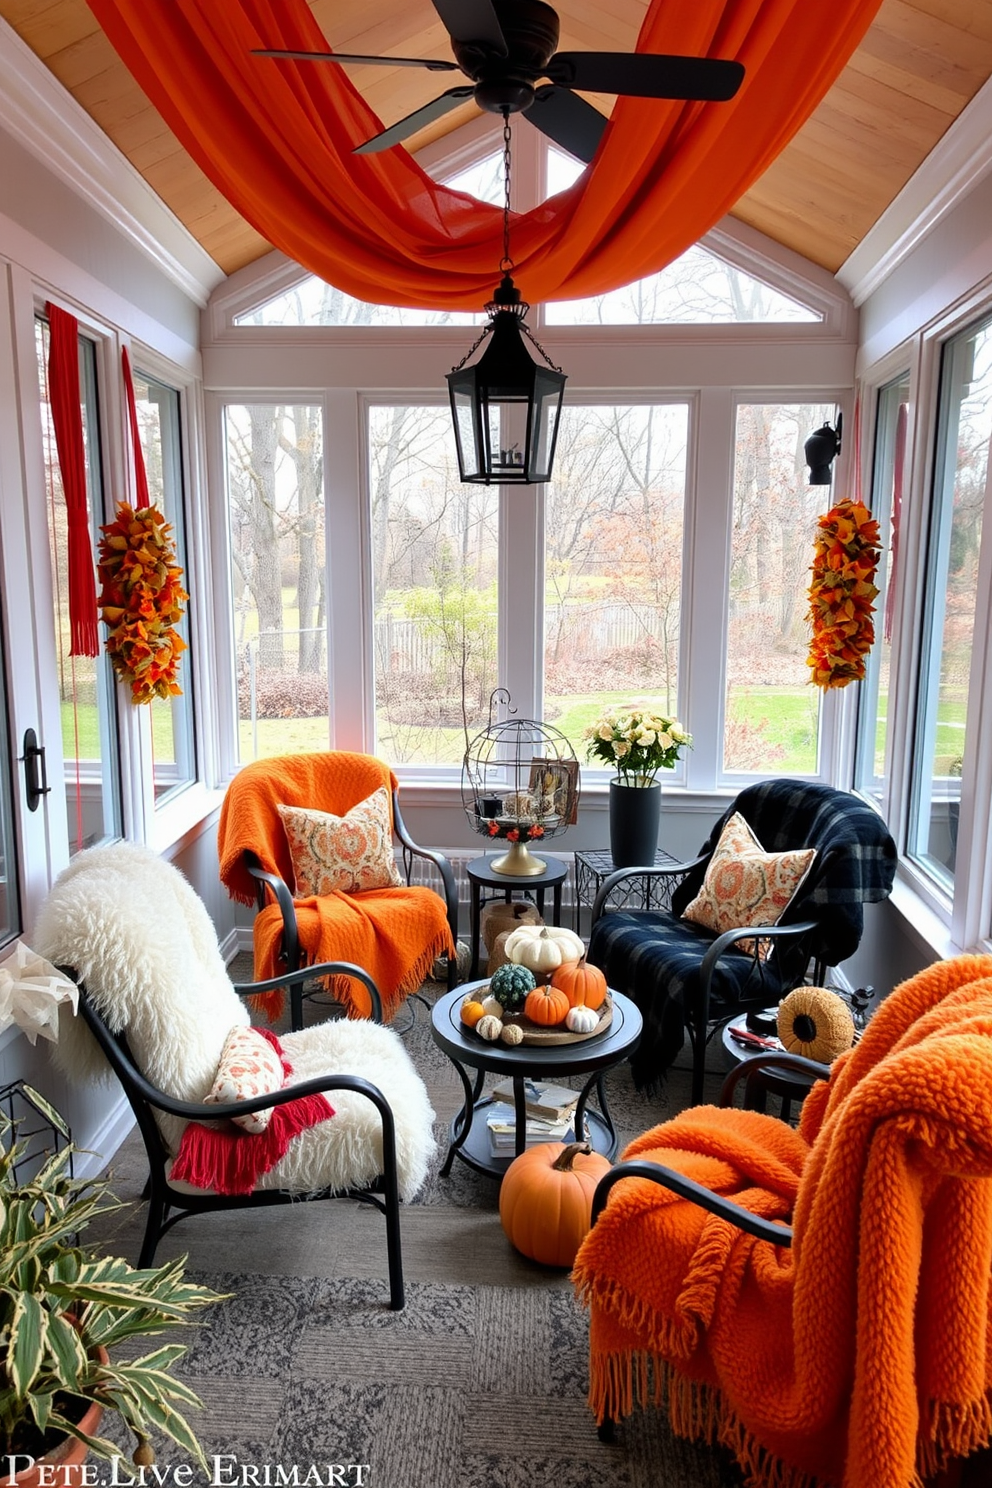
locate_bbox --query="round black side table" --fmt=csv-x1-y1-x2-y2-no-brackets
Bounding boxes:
430,982,642,1179
721,1012,819,1120
465,853,569,977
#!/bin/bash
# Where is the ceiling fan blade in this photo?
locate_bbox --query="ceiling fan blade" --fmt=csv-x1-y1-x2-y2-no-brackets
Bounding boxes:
353,86,476,154
527,84,607,165
253,48,458,72
431,0,508,56
546,52,745,102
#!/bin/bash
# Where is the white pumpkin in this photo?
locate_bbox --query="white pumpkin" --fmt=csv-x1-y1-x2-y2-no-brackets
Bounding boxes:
504,924,585,974
480,994,505,1020
476,1014,504,1041
565,1004,599,1034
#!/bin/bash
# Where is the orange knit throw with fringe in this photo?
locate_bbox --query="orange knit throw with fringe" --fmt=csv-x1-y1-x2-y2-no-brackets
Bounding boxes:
572,954,992,1488
218,751,453,1022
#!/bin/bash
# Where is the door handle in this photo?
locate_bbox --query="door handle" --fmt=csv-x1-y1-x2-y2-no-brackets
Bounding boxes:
20,728,51,812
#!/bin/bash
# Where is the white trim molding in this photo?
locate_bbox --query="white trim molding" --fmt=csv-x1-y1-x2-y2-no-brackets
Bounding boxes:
0,17,224,308
838,73,992,308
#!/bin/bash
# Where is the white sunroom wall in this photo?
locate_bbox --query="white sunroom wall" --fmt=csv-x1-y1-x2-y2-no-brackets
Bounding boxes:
202,123,859,880
0,19,231,1167
836,78,992,994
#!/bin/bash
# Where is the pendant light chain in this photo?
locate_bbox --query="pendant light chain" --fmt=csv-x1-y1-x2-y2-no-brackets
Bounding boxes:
500,111,513,274
445,106,567,484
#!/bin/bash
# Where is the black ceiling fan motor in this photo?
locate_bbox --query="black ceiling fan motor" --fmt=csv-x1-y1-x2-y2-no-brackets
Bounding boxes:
454,0,559,114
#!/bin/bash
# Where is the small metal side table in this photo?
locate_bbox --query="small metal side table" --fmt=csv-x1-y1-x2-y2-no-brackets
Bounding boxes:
572,847,684,932
431,983,643,1179
720,1014,820,1122
466,853,568,978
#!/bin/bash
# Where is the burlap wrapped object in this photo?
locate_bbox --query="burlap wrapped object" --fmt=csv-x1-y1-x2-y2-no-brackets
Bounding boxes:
481,900,543,956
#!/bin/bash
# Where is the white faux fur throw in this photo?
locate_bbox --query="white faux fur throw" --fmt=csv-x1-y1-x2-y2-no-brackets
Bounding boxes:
33,843,436,1202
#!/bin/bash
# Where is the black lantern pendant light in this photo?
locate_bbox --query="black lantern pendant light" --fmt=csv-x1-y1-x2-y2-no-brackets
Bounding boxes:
804,410,843,485
447,116,566,485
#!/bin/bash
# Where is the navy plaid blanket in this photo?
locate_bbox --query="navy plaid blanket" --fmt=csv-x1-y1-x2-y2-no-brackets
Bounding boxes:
589,781,897,1091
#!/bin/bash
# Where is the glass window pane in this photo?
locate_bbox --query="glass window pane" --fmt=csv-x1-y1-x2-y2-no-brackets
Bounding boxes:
544,404,689,761
234,278,483,329
909,316,992,883
224,404,327,763
369,405,498,766
131,369,196,804
854,374,909,806
544,150,819,326
36,317,122,853
0,599,21,947
724,402,835,775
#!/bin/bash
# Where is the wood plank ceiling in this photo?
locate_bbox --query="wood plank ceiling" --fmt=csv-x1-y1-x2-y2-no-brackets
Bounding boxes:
3,0,992,281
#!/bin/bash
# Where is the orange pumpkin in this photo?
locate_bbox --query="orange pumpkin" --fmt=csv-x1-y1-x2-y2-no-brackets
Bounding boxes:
460,998,486,1028
499,1141,612,1267
551,955,608,1011
524,984,570,1027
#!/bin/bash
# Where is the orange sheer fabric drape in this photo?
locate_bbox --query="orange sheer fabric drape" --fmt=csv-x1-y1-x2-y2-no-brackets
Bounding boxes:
87,0,882,307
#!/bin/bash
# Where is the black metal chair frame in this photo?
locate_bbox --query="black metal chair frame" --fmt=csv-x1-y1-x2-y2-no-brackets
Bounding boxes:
588,1049,830,1442
245,787,460,1030
590,854,835,1104
70,961,408,1310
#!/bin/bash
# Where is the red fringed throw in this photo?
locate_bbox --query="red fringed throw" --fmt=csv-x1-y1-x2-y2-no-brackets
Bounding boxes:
170,1027,334,1195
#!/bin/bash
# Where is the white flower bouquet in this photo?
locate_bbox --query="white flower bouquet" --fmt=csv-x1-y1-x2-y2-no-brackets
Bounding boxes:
584,704,692,785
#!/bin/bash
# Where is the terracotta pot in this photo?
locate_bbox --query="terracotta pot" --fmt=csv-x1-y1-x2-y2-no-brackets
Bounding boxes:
7,1396,104,1488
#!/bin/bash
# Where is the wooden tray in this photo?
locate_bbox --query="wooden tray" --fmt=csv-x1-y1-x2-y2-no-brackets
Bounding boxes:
480,993,613,1046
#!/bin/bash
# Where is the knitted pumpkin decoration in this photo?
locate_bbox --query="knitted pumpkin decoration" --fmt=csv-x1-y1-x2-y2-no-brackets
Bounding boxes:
776,986,855,1062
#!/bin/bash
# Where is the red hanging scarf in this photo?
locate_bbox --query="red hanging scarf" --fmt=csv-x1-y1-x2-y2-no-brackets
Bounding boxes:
46,304,99,657
121,346,150,510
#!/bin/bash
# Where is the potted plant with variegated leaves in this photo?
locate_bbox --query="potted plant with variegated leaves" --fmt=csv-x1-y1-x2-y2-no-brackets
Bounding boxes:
0,1086,225,1486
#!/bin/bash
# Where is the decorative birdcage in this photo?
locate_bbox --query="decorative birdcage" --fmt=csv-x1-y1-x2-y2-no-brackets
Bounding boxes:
462,691,580,876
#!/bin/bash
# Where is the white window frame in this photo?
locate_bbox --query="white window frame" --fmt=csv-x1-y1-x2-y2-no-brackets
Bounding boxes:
201,119,859,808
858,283,992,954
125,341,215,851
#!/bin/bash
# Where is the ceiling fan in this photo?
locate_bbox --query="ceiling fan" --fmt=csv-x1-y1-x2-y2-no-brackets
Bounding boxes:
254,0,745,164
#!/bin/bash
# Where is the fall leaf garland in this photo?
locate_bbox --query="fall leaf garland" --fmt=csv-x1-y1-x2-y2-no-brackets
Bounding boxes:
97,502,188,704
806,498,881,689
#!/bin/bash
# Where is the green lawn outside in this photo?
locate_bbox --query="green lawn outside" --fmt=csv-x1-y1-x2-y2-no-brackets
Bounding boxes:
239,717,332,759
62,699,177,762
724,687,820,773
247,687,969,777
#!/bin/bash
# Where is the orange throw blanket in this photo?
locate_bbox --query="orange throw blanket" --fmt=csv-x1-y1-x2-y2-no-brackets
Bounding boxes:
572,955,992,1488
217,751,454,1021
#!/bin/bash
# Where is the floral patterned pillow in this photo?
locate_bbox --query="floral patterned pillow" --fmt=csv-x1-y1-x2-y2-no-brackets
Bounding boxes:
277,787,402,897
204,1025,286,1133
681,812,817,959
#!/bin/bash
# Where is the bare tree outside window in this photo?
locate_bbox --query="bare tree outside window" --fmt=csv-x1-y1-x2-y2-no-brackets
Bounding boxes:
911,317,992,880
544,403,688,760
544,150,819,327
131,370,196,803
724,402,835,774
36,317,122,853
224,403,328,762
369,405,498,765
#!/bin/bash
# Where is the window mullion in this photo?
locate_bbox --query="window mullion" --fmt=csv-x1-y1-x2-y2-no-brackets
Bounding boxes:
684,387,733,792
501,483,544,718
